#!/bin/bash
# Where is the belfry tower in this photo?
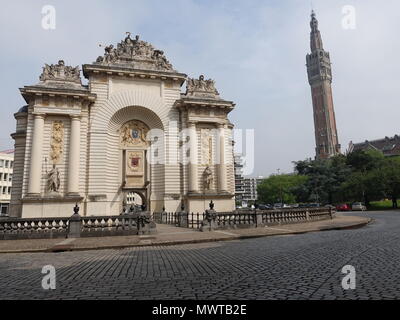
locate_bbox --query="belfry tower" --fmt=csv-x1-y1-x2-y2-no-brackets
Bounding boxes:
306,11,341,159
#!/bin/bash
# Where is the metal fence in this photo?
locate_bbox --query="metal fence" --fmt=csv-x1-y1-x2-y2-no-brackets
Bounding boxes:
153,211,205,229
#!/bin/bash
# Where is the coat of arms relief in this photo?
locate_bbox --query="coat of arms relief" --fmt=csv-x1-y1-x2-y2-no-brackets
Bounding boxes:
120,120,149,148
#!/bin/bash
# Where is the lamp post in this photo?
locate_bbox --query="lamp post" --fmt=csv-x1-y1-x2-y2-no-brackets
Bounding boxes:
277,168,283,207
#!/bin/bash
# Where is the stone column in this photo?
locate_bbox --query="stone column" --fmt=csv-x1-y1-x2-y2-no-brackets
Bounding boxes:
67,115,81,195
27,113,45,195
188,122,199,193
218,124,227,192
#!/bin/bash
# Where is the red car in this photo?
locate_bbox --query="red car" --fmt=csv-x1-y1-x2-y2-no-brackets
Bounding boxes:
336,204,351,211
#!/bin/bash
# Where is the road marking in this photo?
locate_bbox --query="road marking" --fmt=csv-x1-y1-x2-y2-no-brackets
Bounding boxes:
214,231,240,237
56,238,76,245
159,231,199,235
265,227,294,232
139,240,152,244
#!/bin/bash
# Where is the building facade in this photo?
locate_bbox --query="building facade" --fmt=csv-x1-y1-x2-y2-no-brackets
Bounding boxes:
234,154,245,205
0,150,14,216
306,11,341,160
348,135,400,157
234,154,264,207
10,34,236,218
242,177,264,206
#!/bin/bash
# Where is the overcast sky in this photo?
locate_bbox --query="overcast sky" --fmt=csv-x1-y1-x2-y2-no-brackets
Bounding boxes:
0,0,399,177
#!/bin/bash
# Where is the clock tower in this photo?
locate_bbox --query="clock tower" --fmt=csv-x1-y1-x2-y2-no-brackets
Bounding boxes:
306,11,341,159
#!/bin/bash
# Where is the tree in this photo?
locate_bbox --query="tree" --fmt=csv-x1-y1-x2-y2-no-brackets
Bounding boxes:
342,150,386,206
346,149,385,172
293,155,350,204
257,174,308,205
380,157,400,208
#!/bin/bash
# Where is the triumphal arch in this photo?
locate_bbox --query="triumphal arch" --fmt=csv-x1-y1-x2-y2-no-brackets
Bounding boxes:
10,34,236,218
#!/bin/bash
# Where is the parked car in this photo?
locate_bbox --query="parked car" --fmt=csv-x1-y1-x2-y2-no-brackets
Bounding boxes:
336,204,351,211
352,202,367,211
307,203,320,208
258,204,272,210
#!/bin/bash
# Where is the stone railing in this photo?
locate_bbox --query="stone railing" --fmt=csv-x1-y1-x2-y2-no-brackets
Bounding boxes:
0,217,70,240
0,205,156,240
154,206,335,232
201,207,335,231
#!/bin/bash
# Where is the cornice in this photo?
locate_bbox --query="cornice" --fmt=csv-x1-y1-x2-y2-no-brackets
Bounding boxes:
83,64,187,85
20,86,96,104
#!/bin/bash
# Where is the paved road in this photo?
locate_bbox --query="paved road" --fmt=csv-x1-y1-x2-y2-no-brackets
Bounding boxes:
0,211,399,300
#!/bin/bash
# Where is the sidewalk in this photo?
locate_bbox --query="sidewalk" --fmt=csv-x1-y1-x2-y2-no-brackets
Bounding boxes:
0,214,371,254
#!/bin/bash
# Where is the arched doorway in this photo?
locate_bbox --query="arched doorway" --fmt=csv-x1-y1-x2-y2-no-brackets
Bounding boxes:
106,105,165,214
120,119,151,211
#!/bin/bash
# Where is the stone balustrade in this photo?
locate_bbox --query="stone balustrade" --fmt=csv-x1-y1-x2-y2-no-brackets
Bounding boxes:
0,210,156,240
153,207,335,232
0,217,69,240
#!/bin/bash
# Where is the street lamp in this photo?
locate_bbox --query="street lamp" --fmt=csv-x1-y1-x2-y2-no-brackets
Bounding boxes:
277,169,283,207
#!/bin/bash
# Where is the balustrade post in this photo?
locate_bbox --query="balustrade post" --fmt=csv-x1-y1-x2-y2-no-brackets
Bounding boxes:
178,203,188,228
161,206,167,224
329,207,334,219
68,204,82,238
255,210,263,227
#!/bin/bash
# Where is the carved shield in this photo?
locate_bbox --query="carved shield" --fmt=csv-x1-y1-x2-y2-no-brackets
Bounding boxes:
131,129,139,139
131,157,140,167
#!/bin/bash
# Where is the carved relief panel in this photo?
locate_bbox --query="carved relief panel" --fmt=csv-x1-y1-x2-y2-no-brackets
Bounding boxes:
201,129,213,165
50,121,64,164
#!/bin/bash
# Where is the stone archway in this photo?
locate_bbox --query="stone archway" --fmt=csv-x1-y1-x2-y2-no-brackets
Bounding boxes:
87,90,168,215
107,106,165,214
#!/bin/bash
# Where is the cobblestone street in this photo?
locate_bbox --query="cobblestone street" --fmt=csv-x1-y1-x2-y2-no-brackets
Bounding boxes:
0,211,399,300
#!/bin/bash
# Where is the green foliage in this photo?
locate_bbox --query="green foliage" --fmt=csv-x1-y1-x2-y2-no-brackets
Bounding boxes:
346,149,385,172
369,200,400,211
258,150,400,210
293,154,350,204
289,150,400,209
257,174,308,204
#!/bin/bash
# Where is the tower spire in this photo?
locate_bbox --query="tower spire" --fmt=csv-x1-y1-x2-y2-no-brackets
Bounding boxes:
310,10,323,52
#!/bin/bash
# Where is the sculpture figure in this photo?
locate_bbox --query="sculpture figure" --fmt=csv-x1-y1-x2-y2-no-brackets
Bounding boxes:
203,166,213,190
47,164,61,193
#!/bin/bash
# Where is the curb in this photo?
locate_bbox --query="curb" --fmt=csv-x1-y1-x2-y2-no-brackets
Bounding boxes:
0,218,372,254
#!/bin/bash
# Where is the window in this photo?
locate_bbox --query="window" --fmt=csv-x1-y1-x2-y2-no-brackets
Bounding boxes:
0,160,3,168
7,187,11,194
10,161,13,168
8,174,12,182
2,187,6,195
0,173,2,181
3,173,7,181
1,206,7,215
5,160,9,168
